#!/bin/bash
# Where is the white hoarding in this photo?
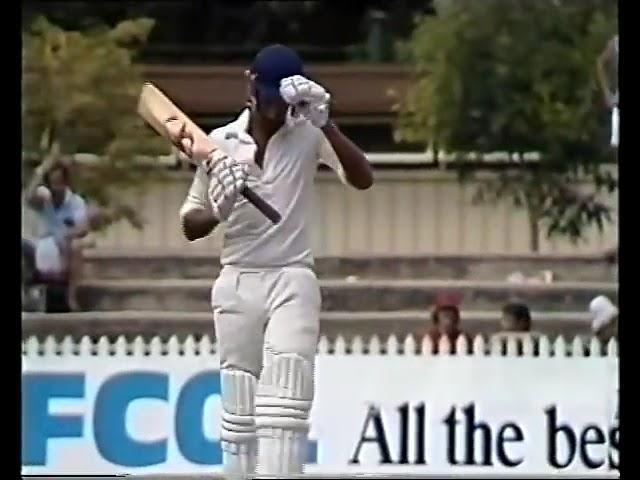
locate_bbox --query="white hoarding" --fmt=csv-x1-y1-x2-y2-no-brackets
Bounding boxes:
22,353,619,477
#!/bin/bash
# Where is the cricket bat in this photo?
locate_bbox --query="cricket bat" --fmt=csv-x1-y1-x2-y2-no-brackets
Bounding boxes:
137,82,281,224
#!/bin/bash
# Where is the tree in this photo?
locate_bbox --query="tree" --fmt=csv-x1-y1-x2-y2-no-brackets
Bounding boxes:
396,0,617,251
22,16,169,229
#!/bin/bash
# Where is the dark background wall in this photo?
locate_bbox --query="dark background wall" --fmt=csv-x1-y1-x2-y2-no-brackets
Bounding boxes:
22,0,435,64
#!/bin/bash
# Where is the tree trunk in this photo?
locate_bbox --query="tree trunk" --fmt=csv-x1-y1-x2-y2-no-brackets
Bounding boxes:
527,207,541,253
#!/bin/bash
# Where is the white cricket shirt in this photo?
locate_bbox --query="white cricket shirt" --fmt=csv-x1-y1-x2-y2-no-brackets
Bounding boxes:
180,109,347,268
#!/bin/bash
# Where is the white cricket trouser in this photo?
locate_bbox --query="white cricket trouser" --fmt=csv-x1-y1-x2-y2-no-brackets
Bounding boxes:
211,265,321,476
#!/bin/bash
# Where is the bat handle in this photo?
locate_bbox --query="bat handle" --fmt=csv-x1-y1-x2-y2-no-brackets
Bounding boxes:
241,186,282,224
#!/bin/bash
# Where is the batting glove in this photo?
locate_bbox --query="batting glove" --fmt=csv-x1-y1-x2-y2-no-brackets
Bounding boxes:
280,75,331,127
280,75,330,106
303,101,330,128
205,151,249,222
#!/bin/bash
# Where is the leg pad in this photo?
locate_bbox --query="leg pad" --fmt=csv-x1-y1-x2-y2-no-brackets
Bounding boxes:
220,369,257,475
256,351,314,475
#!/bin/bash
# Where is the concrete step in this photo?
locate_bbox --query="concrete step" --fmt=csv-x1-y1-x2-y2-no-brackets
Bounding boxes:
84,249,616,282
21,310,593,341
77,278,616,313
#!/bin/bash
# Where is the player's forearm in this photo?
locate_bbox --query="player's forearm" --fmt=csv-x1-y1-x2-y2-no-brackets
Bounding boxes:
321,122,373,190
181,208,219,242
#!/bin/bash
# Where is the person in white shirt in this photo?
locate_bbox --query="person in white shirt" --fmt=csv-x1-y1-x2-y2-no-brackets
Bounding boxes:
25,161,89,311
167,44,373,476
589,295,618,342
597,34,619,148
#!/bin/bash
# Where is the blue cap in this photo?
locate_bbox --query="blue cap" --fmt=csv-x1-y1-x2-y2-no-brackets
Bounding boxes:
250,44,305,102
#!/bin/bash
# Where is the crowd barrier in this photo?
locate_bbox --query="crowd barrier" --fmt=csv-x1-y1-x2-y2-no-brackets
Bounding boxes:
22,334,619,478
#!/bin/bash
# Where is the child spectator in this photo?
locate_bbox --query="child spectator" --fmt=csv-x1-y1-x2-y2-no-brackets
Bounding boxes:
426,294,468,353
491,302,543,345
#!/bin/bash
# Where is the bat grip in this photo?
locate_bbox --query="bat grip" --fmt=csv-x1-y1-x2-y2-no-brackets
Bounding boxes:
241,186,282,224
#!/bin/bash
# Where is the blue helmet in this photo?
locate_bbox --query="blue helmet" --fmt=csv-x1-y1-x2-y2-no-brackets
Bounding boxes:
249,44,305,103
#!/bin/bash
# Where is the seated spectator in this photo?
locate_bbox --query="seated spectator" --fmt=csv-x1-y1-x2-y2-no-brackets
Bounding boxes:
426,295,468,353
491,303,542,342
24,160,89,311
589,295,618,343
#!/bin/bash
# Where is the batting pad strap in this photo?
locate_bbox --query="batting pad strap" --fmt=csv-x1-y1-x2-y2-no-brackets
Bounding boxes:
255,394,311,433
255,415,309,434
221,428,256,444
255,397,312,414
221,412,256,443
222,411,255,428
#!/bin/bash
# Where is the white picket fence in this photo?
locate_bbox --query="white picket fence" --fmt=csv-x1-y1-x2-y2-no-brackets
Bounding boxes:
21,333,618,358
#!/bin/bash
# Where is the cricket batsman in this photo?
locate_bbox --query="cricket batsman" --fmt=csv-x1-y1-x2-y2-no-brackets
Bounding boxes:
166,44,373,476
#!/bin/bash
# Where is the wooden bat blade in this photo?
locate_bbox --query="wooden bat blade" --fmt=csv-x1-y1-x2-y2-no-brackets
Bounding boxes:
136,82,282,225
137,82,211,146
137,82,172,136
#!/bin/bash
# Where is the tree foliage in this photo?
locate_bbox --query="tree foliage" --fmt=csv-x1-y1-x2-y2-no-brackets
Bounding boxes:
22,17,169,228
396,0,617,251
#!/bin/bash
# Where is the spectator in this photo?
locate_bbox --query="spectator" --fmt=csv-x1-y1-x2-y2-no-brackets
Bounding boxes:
589,295,618,343
500,303,532,333
491,303,542,344
24,160,89,311
426,296,468,353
